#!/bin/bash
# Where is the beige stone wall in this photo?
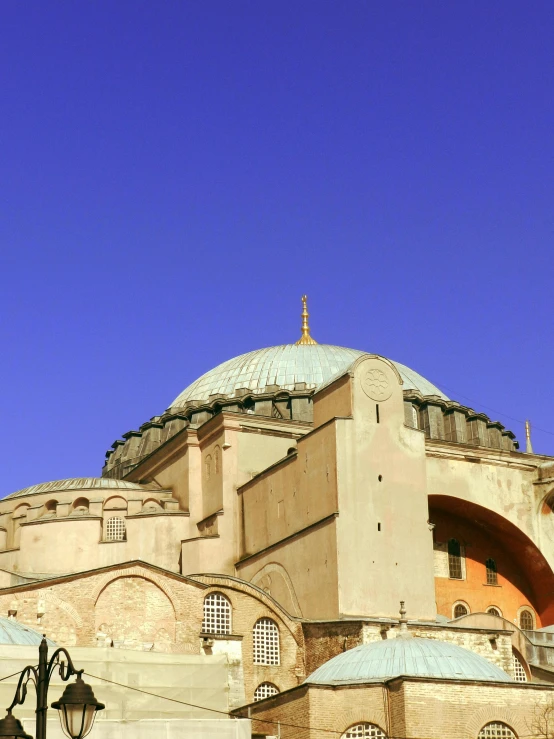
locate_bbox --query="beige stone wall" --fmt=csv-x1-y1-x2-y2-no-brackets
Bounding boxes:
426,449,542,558
239,420,338,559
334,356,436,620
0,485,190,576
236,519,339,620
312,374,352,428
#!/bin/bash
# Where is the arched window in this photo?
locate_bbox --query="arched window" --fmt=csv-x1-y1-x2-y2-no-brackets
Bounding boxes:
487,607,502,617
512,651,527,682
486,558,498,585
453,602,469,619
519,608,534,631
105,516,126,541
202,593,231,634
342,724,387,739
253,618,280,665
448,538,463,579
253,682,279,701
411,405,419,428
478,722,517,739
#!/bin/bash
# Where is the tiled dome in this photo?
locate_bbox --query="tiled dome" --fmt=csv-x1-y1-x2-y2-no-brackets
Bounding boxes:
305,638,513,684
0,618,55,646
169,344,446,408
5,477,151,500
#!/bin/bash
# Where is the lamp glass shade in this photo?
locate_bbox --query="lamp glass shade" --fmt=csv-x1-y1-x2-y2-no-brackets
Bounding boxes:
57,705,96,739
51,676,104,739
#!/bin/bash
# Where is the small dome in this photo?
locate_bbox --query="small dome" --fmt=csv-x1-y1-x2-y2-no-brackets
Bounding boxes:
170,344,446,408
5,477,152,501
305,637,512,684
0,618,55,646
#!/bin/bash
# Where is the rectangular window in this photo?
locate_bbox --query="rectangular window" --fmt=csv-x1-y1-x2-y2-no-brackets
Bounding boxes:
448,539,463,579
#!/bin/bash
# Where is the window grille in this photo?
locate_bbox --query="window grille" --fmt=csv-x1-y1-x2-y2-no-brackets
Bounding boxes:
202,593,231,634
487,607,501,617
253,683,279,701
486,558,498,585
253,618,280,665
105,516,126,541
448,539,463,579
519,609,534,631
512,653,527,682
478,722,517,739
342,724,387,739
454,603,468,618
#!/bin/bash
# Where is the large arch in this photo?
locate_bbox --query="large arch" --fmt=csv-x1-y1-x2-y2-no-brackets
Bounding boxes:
94,575,176,651
429,495,554,626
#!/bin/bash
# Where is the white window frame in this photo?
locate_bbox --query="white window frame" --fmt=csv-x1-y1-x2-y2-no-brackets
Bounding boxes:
105,516,126,541
512,652,527,683
478,722,517,739
253,682,279,701
202,593,231,634
452,600,470,619
342,724,387,739
253,618,280,665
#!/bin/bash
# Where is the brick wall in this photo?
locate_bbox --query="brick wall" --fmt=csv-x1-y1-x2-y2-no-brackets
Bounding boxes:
0,565,304,704
241,679,554,739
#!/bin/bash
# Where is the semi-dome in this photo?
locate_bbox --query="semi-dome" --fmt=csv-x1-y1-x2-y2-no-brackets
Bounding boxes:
5,477,153,500
305,637,513,684
169,344,447,409
0,618,55,646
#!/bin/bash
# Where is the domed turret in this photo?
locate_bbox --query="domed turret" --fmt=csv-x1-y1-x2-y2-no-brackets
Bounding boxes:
305,637,513,684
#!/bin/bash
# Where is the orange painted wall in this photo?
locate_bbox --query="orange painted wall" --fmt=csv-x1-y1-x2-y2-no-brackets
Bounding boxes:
431,507,541,628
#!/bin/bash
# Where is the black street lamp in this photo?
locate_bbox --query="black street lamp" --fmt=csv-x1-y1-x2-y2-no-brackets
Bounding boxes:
0,637,104,739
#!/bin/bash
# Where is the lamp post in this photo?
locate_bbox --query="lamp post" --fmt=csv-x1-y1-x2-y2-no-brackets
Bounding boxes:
0,637,104,739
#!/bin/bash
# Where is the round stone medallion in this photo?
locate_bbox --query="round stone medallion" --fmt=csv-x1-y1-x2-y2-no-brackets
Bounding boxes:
360,367,392,401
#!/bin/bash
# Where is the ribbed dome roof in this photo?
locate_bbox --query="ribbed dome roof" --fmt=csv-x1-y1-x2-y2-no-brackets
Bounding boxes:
5,477,151,500
305,638,512,684
170,344,446,408
0,618,55,646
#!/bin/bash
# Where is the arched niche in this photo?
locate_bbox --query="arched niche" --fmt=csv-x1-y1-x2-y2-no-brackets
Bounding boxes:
103,496,127,512
94,576,176,652
11,504,30,548
71,497,89,516
429,494,554,626
42,499,58,518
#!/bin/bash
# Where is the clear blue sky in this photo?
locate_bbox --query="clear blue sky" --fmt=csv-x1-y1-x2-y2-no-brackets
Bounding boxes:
2,1,553,494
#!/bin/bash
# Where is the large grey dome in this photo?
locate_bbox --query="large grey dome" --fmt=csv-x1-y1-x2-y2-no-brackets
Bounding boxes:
169,344,446,408
305,637,512,684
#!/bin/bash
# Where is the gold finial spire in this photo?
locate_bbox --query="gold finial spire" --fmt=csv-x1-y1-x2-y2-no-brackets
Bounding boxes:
295,295,318,345
525,420,534,454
